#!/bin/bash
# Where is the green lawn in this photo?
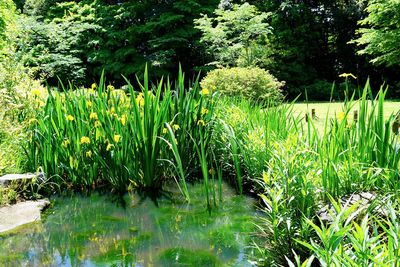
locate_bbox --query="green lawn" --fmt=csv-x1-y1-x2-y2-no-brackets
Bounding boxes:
292,101,400,132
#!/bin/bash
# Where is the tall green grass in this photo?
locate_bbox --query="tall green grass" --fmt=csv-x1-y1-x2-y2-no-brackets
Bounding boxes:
290,198,400,267
211,82,400,265
310,82,400,198
27,67,214,198
212,98,301,194
24,70,400,265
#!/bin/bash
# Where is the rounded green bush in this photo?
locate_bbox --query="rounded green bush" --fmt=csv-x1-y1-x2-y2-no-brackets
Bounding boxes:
200,67,285,104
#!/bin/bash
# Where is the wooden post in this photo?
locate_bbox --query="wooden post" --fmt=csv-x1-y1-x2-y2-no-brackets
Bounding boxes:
353,110,358,123
311,109,316,119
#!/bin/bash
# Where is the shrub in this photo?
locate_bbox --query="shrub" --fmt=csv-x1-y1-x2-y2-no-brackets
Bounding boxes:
0,0,46,174
200,67,284,104
0,56,46,175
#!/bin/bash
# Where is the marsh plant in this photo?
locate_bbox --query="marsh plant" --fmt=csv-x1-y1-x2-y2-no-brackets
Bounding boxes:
289,198,400,267
212,98,301,193
20,69,400,265
27,67,214,199
213,82,400,265
308,82,400,199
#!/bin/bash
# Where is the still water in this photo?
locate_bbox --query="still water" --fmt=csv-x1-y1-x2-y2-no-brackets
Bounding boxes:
0,182,257,266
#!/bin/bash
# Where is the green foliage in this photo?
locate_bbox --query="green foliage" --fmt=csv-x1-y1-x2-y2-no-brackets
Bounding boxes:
0,54,46,175
0,0,17,56
253,0,371,98
353,0,400,67
17,2,100,84
131,0,218,74
311,82,400,198
212,98,299,194
10,0,400,98
5,0,400,99
201,67,284,104
17,0,219,86
257,136,318,264
23,0,54,16
27,69,214,197
194,2,272,67
208,81,400,265
0,187,17,205
0,0,46,176
292,199,400,266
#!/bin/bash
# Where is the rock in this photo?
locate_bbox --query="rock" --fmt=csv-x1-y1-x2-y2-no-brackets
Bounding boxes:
0,171,47,187
0,174,36,187
36,171,46,185
0,199,50,234
317,192,380,223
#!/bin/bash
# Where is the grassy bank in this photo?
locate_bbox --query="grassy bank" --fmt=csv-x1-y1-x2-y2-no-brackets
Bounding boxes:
2,68,400,265
212,85,400,265
293,100,399,133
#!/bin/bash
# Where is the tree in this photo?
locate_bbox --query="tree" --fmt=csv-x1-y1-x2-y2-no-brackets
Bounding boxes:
249,0,370,99
353,0,400,67
17,0,219,86
17,1,100,84
194,2,273,67
90,0,218,81
0,0,17,56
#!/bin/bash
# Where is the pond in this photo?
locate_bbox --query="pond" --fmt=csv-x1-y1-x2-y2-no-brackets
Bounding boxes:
0,182,258,266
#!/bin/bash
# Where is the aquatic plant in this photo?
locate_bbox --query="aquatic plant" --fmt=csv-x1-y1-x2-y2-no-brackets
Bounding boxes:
27,67,214,198
213,82,400,265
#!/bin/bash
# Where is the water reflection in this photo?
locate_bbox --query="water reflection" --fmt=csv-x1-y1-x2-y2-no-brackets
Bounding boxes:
0,182,256,266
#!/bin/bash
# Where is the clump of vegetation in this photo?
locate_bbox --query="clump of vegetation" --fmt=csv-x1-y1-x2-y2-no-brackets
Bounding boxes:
0,186,17,205
201,67,284,104
27,68,214,199
0,0,47,175
194,2,272,67
352,0,400,67
0,59,47,175
218,81,400,266
288,198,400,266
211,97,297,194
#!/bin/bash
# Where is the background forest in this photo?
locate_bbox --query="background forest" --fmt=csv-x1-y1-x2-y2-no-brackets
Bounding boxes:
1,0,400,100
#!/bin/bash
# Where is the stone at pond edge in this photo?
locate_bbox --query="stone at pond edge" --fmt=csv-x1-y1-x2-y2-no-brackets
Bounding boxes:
0,199,50,234
0,172,46,187
0,174,36,187
316,192,387,223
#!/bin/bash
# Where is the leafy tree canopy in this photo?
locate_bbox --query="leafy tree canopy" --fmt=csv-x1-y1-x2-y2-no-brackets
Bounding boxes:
0,0,18,56
194,2,272,67
250,0,371,98
353,0,400,67
16,0,219,86
17,1,99,84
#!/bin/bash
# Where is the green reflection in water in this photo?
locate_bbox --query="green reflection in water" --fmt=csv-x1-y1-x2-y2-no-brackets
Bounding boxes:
0,182,256,266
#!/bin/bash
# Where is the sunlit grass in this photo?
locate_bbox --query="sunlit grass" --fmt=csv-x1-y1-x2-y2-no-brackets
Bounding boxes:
293,100,400,133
